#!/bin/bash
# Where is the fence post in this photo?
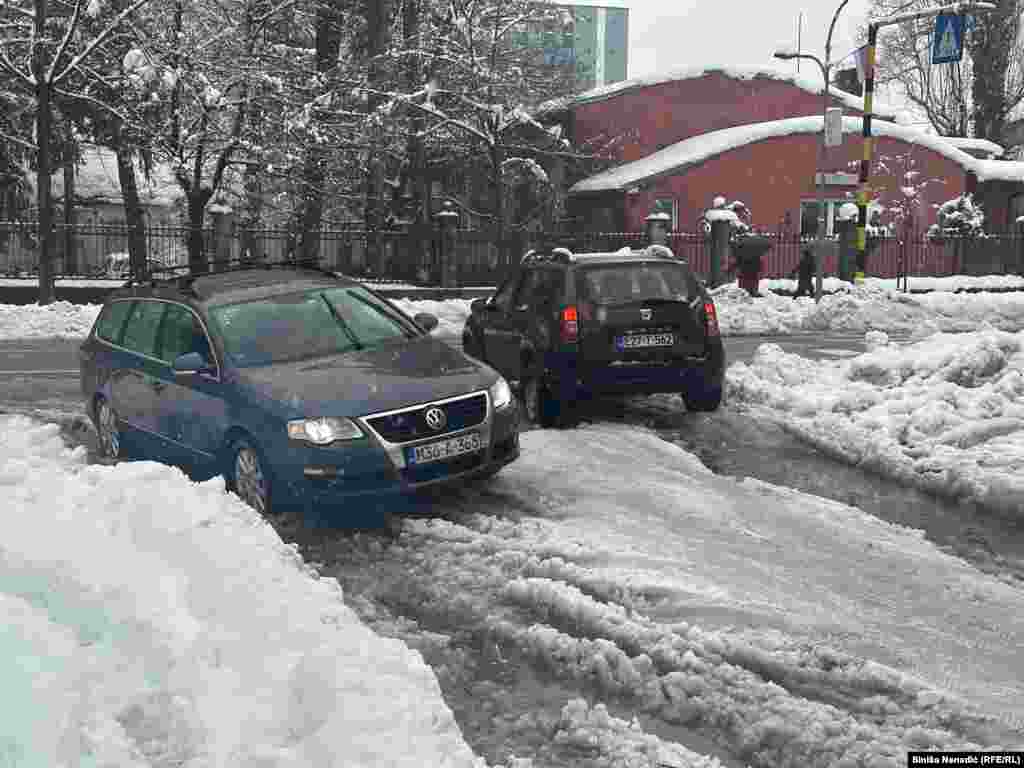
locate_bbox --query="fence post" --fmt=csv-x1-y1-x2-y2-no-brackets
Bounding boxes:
435,203,459,288
837,219,855,283
709,219,729,287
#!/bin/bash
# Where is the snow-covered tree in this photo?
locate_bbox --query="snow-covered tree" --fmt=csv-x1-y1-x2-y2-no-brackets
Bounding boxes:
928,193,986,239
862,0,1024,141
359,0,578,249
0,0,158,302
846,150,947,236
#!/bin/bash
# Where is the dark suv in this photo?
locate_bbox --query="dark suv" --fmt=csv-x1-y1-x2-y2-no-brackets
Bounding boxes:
79,263,519,523
461,245,724,426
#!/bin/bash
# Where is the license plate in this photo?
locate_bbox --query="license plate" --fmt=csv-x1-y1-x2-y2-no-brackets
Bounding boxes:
616,333,675,349
406,432,483,465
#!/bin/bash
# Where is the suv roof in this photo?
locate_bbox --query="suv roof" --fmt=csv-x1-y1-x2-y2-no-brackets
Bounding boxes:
521,245,686,269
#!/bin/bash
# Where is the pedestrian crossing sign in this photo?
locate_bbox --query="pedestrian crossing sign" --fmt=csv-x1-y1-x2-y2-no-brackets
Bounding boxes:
931,13,965,64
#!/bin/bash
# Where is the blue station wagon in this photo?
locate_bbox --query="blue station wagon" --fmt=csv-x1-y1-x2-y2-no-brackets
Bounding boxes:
79,265,520,522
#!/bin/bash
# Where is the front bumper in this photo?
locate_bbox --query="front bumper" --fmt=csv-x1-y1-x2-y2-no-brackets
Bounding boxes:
273,394,520,508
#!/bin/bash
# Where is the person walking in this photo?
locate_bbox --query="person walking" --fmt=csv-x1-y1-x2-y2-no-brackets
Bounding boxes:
792,248,815,299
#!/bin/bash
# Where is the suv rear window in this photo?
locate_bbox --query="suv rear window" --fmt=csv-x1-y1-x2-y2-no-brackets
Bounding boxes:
579,263,693,305
95,300,134,343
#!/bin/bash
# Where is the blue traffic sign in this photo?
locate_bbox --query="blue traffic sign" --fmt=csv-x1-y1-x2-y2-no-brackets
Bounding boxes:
932,13,965,64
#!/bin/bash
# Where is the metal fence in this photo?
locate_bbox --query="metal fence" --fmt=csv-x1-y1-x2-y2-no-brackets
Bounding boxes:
1,221,1022,285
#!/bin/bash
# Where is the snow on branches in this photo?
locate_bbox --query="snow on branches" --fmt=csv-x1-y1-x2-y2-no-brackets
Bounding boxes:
928,193,986,239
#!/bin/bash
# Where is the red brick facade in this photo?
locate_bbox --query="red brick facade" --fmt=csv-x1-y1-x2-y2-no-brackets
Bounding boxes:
560,70,1009,235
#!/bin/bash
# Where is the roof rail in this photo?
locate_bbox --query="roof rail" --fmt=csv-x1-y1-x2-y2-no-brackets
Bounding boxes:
124,255,334,290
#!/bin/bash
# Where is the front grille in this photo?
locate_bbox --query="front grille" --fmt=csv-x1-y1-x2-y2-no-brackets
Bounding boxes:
403,451,485,485
366,392,488,443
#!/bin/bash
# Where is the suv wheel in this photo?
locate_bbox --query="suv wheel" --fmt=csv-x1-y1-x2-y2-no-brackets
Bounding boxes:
228,438,274,515
521,374,576,428
94,398,124,460
683,384,723,412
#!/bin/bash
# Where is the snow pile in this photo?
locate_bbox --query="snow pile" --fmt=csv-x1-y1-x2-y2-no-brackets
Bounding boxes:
727,328,1024,513
0,416,490,767
711,281,1024,336
0,300,102,338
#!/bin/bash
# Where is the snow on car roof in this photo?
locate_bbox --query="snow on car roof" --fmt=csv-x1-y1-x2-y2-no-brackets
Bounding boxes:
569,115,1024,194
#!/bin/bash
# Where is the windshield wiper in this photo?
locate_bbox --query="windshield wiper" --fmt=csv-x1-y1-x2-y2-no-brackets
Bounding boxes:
346,290,417,337
319,294,364,350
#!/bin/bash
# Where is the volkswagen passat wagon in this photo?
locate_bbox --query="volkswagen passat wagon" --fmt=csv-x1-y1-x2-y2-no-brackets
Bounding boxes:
79,265,520,522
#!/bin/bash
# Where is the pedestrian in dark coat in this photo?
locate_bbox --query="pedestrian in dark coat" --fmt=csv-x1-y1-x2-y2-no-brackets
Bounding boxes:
793,248,815,298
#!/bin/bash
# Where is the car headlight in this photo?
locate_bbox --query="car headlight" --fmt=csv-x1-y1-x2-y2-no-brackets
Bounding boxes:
489,377,512,410
287,417,363,444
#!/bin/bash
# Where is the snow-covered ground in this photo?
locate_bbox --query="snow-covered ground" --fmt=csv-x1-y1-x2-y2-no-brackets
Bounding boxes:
728,327,1024,515
8,278,1024,340
0,417,494,768
5,415,1022,766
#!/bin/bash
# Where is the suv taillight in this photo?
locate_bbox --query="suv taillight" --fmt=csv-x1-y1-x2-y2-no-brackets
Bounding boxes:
703,300,720,337
561,305,579,343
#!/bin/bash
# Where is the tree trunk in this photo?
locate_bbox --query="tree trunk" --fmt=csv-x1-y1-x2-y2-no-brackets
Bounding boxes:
62,134,76,275
968,0,1016,141
187,191,212,273
114,141,148,277
364,0,393,270
297,0,342,263
491,143,505,265
33,0,55,304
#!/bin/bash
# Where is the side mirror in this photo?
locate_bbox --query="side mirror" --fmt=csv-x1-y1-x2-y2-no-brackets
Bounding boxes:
173,351,212,376
470,298,488,313
413,312,439,333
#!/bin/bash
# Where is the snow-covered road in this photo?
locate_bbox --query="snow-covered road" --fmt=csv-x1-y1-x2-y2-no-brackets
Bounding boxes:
4,276,1024,766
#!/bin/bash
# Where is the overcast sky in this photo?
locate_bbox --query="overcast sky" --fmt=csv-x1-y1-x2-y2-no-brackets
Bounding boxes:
625,0,874,79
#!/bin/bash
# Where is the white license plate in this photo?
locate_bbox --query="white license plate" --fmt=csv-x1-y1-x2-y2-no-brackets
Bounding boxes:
616,333,675,349
407,432,483,465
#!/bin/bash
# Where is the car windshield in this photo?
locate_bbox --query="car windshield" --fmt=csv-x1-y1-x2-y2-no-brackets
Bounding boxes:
210,286,420,366
579,264,692,305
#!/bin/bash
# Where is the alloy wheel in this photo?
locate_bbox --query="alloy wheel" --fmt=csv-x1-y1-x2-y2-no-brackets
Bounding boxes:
96,400,120,459
234,444,269,515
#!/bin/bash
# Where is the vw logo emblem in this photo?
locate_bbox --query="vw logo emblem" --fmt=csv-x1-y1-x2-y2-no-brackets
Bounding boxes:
424,406,447,431
640,308,652,321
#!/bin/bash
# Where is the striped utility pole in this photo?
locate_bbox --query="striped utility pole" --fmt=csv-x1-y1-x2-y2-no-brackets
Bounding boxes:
855,23,878,282
855,1,996,282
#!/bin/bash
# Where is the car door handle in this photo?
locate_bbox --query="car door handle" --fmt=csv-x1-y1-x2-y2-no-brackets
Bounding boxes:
514,305,529,312
151,380,167,392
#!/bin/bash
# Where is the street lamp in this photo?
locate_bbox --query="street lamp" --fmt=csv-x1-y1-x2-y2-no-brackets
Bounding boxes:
774,0,851,303
854,1,996,280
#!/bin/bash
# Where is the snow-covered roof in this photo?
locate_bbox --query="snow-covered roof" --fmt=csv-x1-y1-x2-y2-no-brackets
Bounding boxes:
570,115,1024,194
538,66,908,122
939,136,1004,157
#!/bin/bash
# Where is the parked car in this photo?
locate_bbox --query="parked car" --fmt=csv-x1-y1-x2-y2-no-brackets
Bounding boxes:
79,264,520,522
461,245,724,427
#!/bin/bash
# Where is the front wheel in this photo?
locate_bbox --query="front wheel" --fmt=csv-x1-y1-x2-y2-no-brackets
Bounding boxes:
94,398,125,460
227,438,275,515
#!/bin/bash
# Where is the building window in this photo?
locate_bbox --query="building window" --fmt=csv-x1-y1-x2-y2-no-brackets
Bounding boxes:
799,199,850,237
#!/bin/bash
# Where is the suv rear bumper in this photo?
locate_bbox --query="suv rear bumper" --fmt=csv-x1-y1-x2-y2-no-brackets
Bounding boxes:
556,340,725,398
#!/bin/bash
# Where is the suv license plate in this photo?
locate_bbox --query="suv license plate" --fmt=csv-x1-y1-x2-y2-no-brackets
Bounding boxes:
406,432,483,465
616,333,675,349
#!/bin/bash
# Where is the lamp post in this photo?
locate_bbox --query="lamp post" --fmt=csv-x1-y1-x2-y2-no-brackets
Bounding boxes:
774,0,850,303
854,1,995,280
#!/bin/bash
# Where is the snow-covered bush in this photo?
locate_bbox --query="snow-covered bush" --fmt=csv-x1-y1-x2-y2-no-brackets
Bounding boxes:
928,194,985,240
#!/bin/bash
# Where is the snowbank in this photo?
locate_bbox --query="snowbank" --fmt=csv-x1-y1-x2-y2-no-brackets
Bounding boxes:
7,280,1024,342
727,327,1024,514
0,416,488,767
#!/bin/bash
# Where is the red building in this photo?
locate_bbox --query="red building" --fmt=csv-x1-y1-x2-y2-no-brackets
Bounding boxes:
547,67,1024,235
